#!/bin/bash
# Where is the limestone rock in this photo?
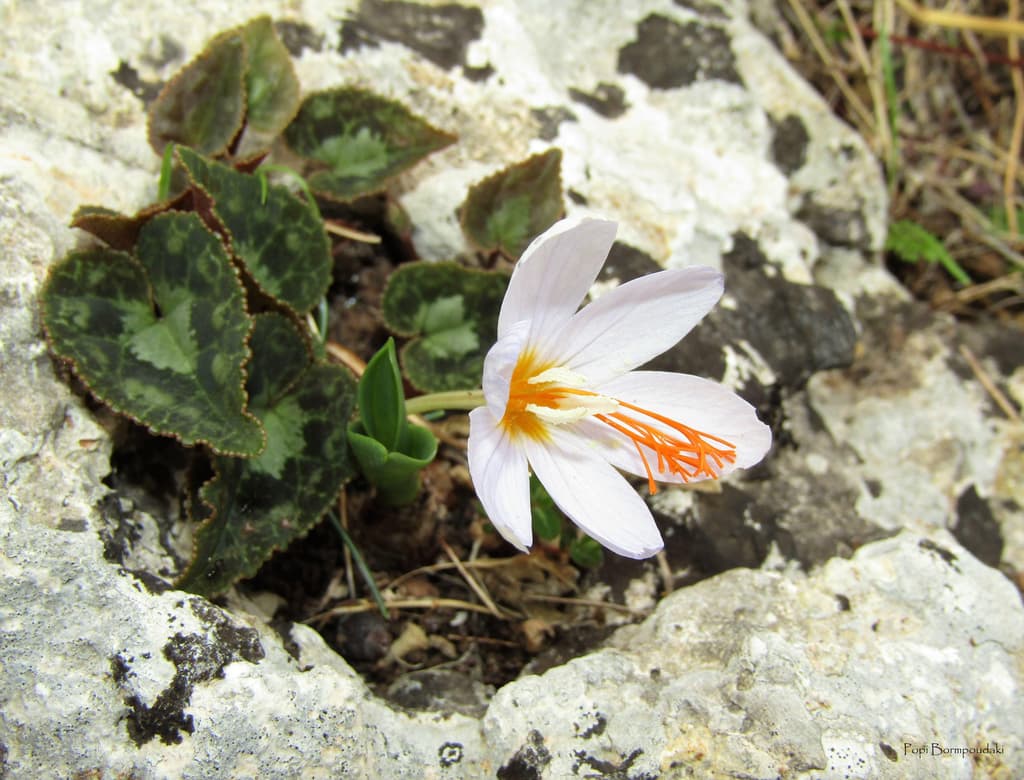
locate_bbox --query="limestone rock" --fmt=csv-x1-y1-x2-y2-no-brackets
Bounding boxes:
1,0,1021,778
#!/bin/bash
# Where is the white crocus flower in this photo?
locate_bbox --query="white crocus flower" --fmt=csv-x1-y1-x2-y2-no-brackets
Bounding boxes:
467,216,772,559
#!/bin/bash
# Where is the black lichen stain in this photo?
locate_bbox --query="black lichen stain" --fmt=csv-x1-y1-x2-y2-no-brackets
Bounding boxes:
110,61,163,104
835,593,851,611
918,538,961,571
617,15,741,89
673,0,729,19
531,106,576,142
572,747,656,780
796,196,871,249
771,114,810,175
340,0,484,70
568,83,629,118
952,486,1003,567
463,63,496,82
275,20,325,57
647,232,857,394
576,712,608,739
114,603,264,746
684,483,791,571
438,741,464,768
597,242,663,286
497,730,551,780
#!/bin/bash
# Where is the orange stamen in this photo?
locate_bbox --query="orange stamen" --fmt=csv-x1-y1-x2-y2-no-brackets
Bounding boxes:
500,352,737,490
594,402,736,493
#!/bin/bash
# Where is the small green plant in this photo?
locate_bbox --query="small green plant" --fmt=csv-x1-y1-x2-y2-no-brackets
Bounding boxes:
44,14,772,601
42,16,569,597
885,218,971,284
347,339,438,506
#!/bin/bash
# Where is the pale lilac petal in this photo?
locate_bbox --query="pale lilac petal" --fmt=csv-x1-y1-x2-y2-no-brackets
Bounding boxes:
578,371,772,483
523,429,664,559
481,320,530,419
468,408,532,552
497,217,618,349
553,267,723,386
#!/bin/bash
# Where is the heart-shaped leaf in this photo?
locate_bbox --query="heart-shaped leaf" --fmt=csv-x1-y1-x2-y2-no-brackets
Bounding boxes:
381,262,508,392
147,17,300,159
147,30,247,157
283,87,456,201
177,146,331,314
460,148,564,258
178,313,357,597
42,212,264,455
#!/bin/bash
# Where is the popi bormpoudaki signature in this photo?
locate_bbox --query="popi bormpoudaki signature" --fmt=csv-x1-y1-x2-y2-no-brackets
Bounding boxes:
904,742,1004,757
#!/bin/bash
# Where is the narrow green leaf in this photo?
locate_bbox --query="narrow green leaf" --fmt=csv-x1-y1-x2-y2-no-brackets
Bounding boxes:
885,219,971,285
460,148,564,257
42,212,265,455
177,313,357,597
177,147,332,313
357,338,405,452
381,263,508,392
283,87,455,201
147,30,247,157
329,513,389,618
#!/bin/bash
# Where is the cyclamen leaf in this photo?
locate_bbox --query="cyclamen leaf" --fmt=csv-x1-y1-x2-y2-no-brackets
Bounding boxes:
381,262,508,392
71,193,191,252
177,146,331,314
236,16,301,156
460,148,564,258
178,313,357,597
283,87,456,201
41,212,265,455
147,31,247,157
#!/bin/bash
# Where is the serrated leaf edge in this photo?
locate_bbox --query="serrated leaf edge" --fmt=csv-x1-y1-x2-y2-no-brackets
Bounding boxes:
41,222,267,458
458,147,564,256
177,147,331,316
146,31,250,159
286,86,457,204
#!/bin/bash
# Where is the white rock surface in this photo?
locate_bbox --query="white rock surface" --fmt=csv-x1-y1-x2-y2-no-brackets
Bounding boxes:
1,0,1021,778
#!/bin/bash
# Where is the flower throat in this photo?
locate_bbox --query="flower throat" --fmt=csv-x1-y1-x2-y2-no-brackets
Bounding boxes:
500,350,737,492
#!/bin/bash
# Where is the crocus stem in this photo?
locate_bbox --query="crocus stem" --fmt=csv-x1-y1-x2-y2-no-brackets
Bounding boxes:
405,389,484,415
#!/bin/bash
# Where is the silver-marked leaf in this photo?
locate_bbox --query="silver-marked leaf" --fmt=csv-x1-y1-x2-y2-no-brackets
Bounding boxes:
178,313,357,597
177,146,331,314
236,16,301,156
460,148,564,258
381,262,508,392
147,30,247,157
283,87,455,201
41,212,264,455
